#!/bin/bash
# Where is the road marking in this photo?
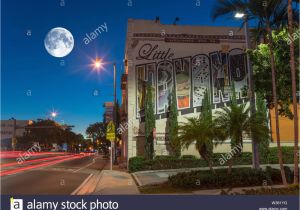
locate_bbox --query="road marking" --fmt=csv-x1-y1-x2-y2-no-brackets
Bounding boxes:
73,157,97,173
71,173,93,195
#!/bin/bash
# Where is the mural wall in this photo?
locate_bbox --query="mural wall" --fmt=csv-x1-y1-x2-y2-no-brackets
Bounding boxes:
136,44,248,118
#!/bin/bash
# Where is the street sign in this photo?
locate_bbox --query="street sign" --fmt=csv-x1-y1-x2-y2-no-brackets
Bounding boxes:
106,121,115,141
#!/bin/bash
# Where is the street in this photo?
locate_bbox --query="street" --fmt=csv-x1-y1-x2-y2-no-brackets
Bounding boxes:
0,152,109,194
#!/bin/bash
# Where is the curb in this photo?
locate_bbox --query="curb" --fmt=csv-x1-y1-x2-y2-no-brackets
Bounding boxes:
71,173,93,195
90,170,105,194
131,173,142,187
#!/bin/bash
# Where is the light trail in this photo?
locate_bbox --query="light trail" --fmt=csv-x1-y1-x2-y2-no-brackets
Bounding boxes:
0,151,71,158
0,155,83,177
0,154,75,168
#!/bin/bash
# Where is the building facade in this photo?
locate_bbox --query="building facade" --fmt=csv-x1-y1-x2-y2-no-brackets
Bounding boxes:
120,19,254,160
103,102,114,123
0,119,31,150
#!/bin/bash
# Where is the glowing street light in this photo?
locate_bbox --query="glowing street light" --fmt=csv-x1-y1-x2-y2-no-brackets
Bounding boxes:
89,56,117,169
234,12,245,18
92,57,104,71
51,112,57,118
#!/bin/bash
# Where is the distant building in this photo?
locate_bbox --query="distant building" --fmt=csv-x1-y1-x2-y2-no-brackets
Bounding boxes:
0,119,32,150
103,102,114,123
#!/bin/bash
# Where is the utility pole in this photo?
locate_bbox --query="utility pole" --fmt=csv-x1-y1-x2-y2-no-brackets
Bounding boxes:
244,17,260,169
113,63,118,165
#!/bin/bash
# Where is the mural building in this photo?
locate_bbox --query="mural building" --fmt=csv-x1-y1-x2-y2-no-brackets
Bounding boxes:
121,19,256,160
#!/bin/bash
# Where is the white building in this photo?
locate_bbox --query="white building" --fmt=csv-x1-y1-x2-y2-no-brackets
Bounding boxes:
1,119,31,149
121,19,253,161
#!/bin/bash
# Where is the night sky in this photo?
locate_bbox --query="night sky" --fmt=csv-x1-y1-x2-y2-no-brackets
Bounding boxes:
1,0,247,135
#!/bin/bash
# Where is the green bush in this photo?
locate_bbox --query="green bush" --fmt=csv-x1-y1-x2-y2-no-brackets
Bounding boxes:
154,155,177,160
128,156,145,172
263,147,294,164
221,185,299,195
212,152,253,165
128,147,295,172
181,155,197,160
265,166,294,184
168,167,293,189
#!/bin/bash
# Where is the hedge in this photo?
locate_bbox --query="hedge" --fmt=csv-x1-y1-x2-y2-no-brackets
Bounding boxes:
128,147,295,172
221,184,299,195
168,167,294,189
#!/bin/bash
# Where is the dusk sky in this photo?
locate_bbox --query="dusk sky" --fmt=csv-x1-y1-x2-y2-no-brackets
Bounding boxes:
1,0,249,135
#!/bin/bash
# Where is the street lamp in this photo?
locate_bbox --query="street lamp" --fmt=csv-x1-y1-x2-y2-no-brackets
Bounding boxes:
234,12,245,18
92,57,104,71
235,12,260,170
90,57,118,169
50,111,58,121
51,111,57,118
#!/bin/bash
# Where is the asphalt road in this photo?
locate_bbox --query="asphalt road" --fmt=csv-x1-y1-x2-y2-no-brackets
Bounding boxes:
1,154,109,195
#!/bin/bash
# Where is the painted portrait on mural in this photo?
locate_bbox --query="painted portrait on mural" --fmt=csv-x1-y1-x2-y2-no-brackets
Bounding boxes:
157,61,173,114
210,52,231,103
192,54,210,107
136,65,146,115
146,63,156,111
228,48,248,98
174,57,191,109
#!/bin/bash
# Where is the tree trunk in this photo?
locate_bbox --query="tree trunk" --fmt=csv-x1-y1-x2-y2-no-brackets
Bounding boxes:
200,150,216,174
266,22,288,186
227,158,234,175
208,159,216,174
287,0,299,185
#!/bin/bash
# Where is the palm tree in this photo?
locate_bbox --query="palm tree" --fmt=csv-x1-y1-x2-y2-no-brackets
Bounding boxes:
215,85,269,174
287,0,299,184
177,91,222,174
211,0,289,185
178,117,219,174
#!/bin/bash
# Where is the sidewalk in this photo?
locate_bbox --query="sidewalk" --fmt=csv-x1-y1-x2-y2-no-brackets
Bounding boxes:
92,170,140,195
72,163,140,195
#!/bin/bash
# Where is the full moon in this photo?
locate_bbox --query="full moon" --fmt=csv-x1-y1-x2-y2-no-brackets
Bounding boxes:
44,27,74,58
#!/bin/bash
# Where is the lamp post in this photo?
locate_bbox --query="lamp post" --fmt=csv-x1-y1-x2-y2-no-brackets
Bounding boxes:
235,12,260,169
113,63,118,165
51,111,58,121
92,58,118,167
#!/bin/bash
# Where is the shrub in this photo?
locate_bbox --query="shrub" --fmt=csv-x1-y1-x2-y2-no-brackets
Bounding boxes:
128,156,145,172
168,167,293,189
128,147,294,172
212,152,252,165
154,155,177,160
181,155,197,160
221,185,299,195
264,147,294,164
